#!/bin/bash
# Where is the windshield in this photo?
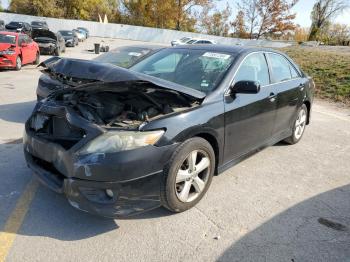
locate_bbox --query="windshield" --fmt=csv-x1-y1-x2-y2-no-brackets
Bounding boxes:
186,40,196,44
94,47,152,68
130,48,235,93
59,31,73,36
0,34,16,44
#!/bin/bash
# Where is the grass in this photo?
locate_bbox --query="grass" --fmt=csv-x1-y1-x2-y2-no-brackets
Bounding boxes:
280,47,350,105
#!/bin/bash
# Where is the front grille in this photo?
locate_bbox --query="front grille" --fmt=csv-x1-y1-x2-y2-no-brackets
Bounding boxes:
29,113,85,150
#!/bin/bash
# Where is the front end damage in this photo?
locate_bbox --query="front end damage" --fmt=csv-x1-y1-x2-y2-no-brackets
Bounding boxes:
25,62,204,217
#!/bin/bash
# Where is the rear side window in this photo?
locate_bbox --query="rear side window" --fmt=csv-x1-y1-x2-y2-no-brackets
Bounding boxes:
234,53,270,86
267,53,297,83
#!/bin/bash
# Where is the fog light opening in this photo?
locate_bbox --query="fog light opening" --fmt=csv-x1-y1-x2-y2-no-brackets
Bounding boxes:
105,189,114,199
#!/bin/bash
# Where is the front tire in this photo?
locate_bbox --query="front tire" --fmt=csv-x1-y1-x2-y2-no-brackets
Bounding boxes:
15,56,22,70
284,104,308,144
161,137,215,213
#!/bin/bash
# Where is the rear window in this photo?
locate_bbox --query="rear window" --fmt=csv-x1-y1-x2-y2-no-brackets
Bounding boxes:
0,34,16,44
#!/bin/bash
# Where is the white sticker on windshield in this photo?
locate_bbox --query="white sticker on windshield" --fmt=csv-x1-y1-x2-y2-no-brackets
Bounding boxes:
202,52,230,59
128,52,142,57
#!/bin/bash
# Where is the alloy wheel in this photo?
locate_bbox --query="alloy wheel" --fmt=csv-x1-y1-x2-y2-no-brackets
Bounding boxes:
294,108,307,140
175,150,210,203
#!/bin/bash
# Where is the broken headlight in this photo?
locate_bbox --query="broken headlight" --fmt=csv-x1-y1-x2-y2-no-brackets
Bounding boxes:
79,130,164,154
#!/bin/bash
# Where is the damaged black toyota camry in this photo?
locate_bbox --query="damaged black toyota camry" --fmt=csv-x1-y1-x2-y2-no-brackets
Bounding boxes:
24,45,314,218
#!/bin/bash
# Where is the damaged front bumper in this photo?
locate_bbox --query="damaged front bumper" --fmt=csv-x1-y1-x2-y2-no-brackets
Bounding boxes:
23,103,177,218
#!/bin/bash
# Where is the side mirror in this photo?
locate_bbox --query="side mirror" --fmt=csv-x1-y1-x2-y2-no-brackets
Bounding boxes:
230,80,260,95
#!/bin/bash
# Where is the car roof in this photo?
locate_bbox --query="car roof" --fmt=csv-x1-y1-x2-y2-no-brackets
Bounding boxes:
171,44,276,55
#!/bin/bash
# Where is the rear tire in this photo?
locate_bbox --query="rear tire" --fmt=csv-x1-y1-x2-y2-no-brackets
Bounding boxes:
15,56,22,71
161,137,215,213
284,104,308,144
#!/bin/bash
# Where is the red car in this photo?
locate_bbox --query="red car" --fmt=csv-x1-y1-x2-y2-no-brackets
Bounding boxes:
0,31,40,70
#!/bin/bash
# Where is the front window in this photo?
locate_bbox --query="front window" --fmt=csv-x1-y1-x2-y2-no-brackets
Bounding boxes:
94,47,152,68
130,48,235,93
0,34,16,44
234,53,270,86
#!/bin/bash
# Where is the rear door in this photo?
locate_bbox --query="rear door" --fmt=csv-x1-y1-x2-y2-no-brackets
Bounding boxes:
223,52,277,163
266,53,306,136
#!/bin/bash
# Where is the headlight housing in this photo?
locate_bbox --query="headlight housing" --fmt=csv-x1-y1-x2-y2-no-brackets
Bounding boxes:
79,130,165,155
0,49,16,55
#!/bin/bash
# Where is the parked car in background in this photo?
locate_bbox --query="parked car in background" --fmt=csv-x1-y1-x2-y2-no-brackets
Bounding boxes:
59,30,79,47
77,27,89,38
171,37,192,46
5,22,32,36
36,45,164,99
32,29,65,56
0,20,5,30
72,29,86,42
185,38,217,45
0,31,39,70
31,21,49,30
25,45,314,218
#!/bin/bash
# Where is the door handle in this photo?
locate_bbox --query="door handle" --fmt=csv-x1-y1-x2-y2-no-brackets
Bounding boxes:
299,83,305,91
268,92,276,102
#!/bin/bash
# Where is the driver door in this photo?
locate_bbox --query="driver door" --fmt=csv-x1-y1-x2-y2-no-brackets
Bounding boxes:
223,52,277,163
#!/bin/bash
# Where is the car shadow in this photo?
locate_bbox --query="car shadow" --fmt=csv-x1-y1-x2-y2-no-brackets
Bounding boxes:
0,100,36,124
218,184,350,262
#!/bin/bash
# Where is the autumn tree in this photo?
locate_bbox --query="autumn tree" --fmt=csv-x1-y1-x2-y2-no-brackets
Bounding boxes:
200,3,231,36
235,0,298,39
308,0,349,41
174,0,213,31
231,10,249,38
294,26,309,42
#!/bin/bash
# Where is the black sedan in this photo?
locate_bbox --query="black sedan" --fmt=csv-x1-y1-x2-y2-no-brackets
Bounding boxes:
5,21,32,36
36,45,163,99
31,21,49,30
23,45,314,218
58,30,79,47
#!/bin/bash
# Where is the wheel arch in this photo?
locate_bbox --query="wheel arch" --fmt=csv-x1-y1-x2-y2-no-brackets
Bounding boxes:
193,132,220,175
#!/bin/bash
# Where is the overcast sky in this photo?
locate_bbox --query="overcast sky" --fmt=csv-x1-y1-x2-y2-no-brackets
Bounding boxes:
1,0,349,28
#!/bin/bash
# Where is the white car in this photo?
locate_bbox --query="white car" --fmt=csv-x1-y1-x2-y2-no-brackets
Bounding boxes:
185,39,217,45
171,37,192,46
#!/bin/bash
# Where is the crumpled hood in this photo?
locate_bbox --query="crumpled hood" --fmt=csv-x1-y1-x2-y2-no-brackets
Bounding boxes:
32,29,57,41
39,57,206,99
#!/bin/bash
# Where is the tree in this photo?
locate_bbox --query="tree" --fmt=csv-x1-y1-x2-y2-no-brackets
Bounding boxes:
174,0,213,31
294,26,309,42
308,0,349,41
200,3,231,36
236,0,298,39
231,10,249,38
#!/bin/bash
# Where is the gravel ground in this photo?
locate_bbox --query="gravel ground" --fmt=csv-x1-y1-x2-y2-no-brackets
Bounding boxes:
0,37,349,262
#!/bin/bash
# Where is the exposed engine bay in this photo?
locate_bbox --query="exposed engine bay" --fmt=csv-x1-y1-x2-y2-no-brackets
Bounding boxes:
50,83,200,129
